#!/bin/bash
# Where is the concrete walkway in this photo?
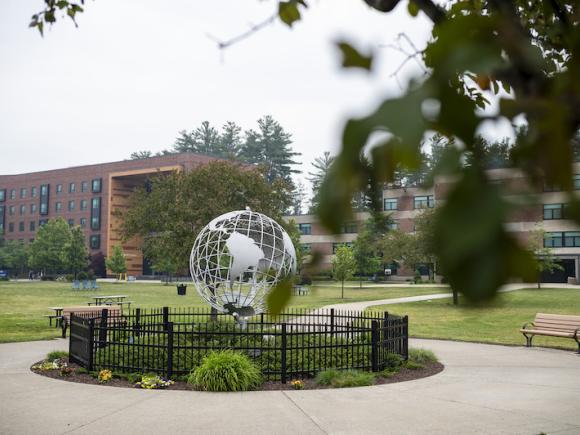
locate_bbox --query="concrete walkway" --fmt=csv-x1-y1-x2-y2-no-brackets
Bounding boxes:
0,338,579,434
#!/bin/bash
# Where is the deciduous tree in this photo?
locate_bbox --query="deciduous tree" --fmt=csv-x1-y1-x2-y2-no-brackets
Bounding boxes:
332,245,357,299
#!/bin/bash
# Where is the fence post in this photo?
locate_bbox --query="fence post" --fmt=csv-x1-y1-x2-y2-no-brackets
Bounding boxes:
166,322,174,379
87,318,95,371
162,307,169,330
330,308,335,334
135,308,141,338
98,308,108,348
371,320,379,372
383,311,389,351
403,315,409,360
281,323,287,384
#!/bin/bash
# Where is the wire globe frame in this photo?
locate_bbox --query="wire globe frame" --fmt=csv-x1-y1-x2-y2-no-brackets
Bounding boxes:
189,210,297,317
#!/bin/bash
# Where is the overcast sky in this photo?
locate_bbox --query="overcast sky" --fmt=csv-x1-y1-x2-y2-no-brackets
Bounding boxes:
0,0,439,178
2,0,514,195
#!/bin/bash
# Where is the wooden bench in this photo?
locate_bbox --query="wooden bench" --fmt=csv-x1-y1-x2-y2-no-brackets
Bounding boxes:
61,305,124,338
520,313,580,353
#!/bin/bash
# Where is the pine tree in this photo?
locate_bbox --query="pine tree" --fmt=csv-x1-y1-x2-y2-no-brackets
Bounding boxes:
192,121,220,155
173,129,196,153
218,121,243,159
239,116,301,184
307,151,334,213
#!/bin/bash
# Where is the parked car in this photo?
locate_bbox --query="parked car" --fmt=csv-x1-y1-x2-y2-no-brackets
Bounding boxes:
0,270,8,279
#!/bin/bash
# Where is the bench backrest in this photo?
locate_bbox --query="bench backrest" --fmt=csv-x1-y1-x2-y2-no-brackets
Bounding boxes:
62,305,122,322
534,313,580,333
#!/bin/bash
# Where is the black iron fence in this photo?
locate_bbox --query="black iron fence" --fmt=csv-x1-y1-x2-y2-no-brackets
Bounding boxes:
69,307,408,383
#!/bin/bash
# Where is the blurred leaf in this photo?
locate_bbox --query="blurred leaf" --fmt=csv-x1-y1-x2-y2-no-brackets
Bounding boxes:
266,278,293,315
407,1,419,17
434,167,536,302
336,41,373,71
278,1,302,27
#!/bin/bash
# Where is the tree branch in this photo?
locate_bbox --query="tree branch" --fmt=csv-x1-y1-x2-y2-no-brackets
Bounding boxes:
206,13,277,51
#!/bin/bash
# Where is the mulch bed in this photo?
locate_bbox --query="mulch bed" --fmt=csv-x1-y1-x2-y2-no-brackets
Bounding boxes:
31,360,444,391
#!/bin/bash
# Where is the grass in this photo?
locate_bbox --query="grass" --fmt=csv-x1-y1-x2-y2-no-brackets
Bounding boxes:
0,280,447,343
315,369,375,388
371,288,580,351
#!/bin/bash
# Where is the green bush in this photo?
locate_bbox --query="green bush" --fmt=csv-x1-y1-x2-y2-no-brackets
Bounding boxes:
384,352,403,369
315,369,374,388
404,361,425,370
64,274,74,282
188,350,262,392
380,369,398,378
46,350,68,362
314,368,341,386
77,271,88,281
408,348,438,365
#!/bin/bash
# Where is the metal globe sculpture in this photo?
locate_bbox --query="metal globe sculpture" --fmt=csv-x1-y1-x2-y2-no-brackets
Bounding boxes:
189,210,297,317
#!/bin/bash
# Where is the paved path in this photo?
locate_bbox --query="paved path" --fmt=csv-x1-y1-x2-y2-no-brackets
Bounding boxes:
1,338,579,435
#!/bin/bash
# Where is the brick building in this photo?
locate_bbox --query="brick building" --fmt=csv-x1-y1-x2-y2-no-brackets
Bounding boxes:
289,164,580,283
0,153,219,276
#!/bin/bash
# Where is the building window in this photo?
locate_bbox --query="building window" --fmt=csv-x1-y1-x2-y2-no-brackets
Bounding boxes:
9,206,15,216
81,181,89,192
56,184,63,194
341,222,358,234
8,222,14,233
387,221,399,230
80,199,88,211
39,184,49,216
92,178,102,193
332,242,352,254
31,186,37,198
20,188,26,199
68,218,74,227
90,234,101,250
0,189,5,202
0,205,5,235
19,204,25,216
39,219,48,227
69,183,76,193
55,202,62,212
10,189,16,200
30,204,37,214
18,221,24,232
91,197,101,230
298,223,312,235
414,195,435,209
80,217,87,228
29,221,35,232
300,244,312,254
384,198,398,211
68,200,75,212
564,231,580,247
544,232,563,248
543,204,568,220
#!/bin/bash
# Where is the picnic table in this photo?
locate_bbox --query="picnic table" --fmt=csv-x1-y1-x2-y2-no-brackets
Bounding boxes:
87,295,133,312
45,307,63,327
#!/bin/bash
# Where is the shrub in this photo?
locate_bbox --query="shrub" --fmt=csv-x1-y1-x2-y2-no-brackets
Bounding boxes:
408,348,438,365
315,368,341,386
46,350,68,362
413,270,422,284
64,274,74,282
77,271,88,281
384,352,403,369
188,350,262,392
127,373,142,384
316,369,374,388
404,361,425,370
60,366,74,377
380,369,398,378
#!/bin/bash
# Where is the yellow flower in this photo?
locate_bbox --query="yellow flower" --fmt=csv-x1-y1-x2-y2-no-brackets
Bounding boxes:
98,369,113,382
290,379,304,390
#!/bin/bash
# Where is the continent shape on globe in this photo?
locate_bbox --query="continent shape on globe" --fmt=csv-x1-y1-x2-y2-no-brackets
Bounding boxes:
225,232,265,287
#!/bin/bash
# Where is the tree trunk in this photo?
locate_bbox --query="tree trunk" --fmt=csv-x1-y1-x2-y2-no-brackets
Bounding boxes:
452,288,459,305
360,276,362,289
341,280,344,299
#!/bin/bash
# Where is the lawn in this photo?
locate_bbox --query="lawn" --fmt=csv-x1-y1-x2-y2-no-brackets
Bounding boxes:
0,280,447,343
370,288,580,351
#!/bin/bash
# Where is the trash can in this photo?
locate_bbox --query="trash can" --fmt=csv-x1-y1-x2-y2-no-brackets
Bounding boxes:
177,284,187,296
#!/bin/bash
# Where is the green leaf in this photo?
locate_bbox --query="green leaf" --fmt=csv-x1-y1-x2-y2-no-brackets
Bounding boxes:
407,1,419,17
336,41,373,71
266,278,293,315
278,1,301,27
